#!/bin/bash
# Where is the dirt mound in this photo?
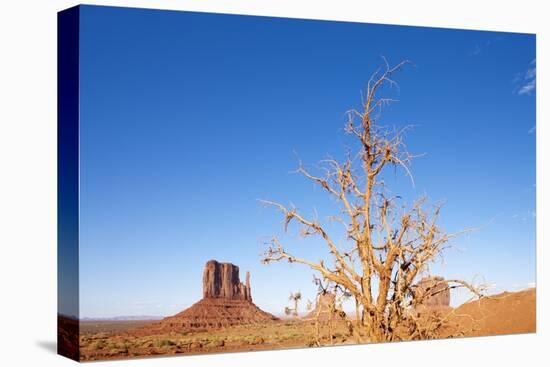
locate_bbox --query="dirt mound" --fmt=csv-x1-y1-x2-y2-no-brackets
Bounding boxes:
451,288,536,336
134,298,277,335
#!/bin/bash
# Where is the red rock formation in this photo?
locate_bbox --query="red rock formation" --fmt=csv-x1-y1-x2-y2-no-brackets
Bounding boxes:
416,276,451,308
304,292,346,322
133,260,275,335
202,260,252,301
137,298,277,334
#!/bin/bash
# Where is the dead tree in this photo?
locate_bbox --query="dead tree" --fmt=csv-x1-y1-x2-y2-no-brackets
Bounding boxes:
285,291,302,318
261,59,484,342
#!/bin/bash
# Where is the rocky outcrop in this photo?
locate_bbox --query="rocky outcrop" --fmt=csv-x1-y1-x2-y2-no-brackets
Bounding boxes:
139,298,277,333
304,292,346,322
202,260,252,301
134,260,275,335
416,276,451,308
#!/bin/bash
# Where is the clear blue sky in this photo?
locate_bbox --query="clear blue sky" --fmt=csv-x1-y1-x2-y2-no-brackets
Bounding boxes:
77,5,535,318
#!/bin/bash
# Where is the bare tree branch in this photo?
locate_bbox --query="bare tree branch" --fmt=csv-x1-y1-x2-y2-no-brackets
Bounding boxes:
261,58,483,342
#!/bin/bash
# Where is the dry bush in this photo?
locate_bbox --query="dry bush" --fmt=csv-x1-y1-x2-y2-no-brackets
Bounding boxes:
261,59,484,343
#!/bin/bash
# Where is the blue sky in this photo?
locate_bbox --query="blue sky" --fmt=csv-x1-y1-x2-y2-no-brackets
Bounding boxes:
77,5,535,317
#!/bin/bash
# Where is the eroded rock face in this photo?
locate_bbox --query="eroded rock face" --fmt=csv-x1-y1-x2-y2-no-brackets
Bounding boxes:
131,260,275,334
202,260,252,301
416,276,451,308
304,292,346,321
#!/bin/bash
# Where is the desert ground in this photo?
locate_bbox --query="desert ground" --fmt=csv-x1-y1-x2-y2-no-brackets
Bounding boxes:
80,320,157,334
73,288,535,361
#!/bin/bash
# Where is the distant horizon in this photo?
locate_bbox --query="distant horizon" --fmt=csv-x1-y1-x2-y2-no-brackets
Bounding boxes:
72,285,537,320
69,6,536,319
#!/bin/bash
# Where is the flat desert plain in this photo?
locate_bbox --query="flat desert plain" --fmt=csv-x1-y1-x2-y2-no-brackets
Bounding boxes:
72,288,535,361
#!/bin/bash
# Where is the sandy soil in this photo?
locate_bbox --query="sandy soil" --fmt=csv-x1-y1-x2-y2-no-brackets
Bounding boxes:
75,288,536,361
449,288,536,336
80,320,158,334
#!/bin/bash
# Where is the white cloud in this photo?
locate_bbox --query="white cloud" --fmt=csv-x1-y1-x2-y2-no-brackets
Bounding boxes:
528,125,536,134
518,59,536,95
518,79,536,95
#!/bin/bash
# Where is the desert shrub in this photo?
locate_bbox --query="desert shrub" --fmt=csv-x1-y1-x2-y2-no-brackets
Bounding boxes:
156,339,176,347
144,341,154,348
190,341,203,349
208,339,225,348
251,336,265,345
91,340,106,350
306,338,318,347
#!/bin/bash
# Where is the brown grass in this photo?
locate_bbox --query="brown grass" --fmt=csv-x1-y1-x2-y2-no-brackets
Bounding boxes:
77,288,536,361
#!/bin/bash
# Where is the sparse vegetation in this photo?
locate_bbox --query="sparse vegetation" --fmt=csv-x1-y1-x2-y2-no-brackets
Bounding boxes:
77,287,535,361
70,61,535,363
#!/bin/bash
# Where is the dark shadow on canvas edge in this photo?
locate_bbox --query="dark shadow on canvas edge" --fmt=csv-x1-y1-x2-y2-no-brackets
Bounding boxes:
36,340,57,354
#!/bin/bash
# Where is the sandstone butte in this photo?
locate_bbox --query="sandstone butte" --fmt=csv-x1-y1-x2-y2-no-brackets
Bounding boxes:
416,276,451,309
132,260,277,335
